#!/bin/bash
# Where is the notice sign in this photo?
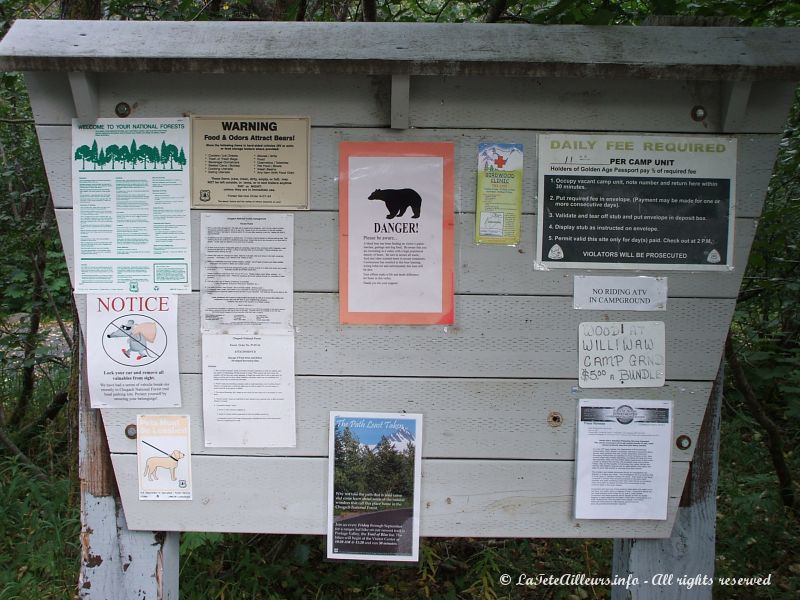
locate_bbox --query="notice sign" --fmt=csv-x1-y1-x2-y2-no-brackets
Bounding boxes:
537,134,736,270
574,276,667,311
202,334,296,448
86,295,181,409
575,399,672,520
327,412,423,561
339,142,455,325
475,143,523,245
191,116,310,210
72,118,191,293
201,213,293,334
579,321,665,388
137,415,192,501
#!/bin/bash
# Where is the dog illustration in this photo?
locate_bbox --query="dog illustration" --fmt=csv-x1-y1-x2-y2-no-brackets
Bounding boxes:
368,188,422,219
143,450,185,481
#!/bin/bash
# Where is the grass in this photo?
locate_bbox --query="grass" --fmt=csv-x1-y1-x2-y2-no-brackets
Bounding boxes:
714,403,800,599
179,534,611,599
0,458,79,600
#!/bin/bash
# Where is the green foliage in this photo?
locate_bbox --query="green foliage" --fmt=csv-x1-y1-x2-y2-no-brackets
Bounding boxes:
0,74,69,319
727,88,800,483
178,533,612,599
333,425,416,512
715,410,800,597
0,458,80,600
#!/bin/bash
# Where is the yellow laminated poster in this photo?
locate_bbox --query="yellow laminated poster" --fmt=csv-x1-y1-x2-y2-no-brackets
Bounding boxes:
475,143,523,245
137,415,192,501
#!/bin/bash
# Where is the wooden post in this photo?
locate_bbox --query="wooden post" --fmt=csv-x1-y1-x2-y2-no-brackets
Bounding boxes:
77,310,180,597
611,360,723,599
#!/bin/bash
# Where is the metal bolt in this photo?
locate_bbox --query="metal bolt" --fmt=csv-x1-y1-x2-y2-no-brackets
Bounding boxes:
547,411,563,427
676,435,692,450
124,424,137,439
115,102,132,118
690,105,707,122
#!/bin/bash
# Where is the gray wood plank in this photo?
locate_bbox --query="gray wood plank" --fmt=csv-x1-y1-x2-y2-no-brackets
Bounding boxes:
411,77,797,134
23,72,75,124
100,72,387,127
42,126,776,217
102,375,709,461
56,208,758,298
111,454,689,538
75,293,734,380
28,72,795,134
3,21,800,81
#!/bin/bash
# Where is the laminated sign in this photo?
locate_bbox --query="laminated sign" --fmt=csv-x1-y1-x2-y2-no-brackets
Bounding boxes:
137,415,192,501
537,134,736,271
339,142,455,325
327,412,423,561
71,118,191,293
191,115,310,210
86,294,181,408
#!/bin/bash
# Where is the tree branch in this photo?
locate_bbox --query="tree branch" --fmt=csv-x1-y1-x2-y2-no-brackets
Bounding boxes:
725,333,795,509
363,0,376,21
0,424,48,481
17,390,69,438
483,0,508,22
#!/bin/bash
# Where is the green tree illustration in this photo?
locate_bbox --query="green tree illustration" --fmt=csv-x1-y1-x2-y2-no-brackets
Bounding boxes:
176,147,186,169
137,143,150,169
160,142,179,169
89,140,98,169
74,144,92,169
105,144,120,169
129,139,138,168
117,145,130,169
150,145,161,168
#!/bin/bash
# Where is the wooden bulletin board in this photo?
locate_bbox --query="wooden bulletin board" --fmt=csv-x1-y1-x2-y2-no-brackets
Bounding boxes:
2,20,799,539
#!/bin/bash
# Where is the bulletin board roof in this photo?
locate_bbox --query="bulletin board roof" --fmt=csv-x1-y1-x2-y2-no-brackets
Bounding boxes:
1,20,800,80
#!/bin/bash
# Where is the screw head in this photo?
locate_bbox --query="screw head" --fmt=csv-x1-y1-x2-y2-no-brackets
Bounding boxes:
124,424,137,439
115,102,132,118
547,411,563,427
691,105,707,122
676,435,692,450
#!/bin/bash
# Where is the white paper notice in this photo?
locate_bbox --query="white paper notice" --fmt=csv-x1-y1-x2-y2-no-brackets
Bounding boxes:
575,399,673,520
202,334,296,447
579,321,666,388
137,414,192,501
348,156,444,314
86,295,181,408
574,276,667,311
72,118,191,293
201,213,293,333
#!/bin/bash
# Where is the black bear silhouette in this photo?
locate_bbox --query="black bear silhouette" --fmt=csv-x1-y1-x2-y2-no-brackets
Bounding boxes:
368,188,422,219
